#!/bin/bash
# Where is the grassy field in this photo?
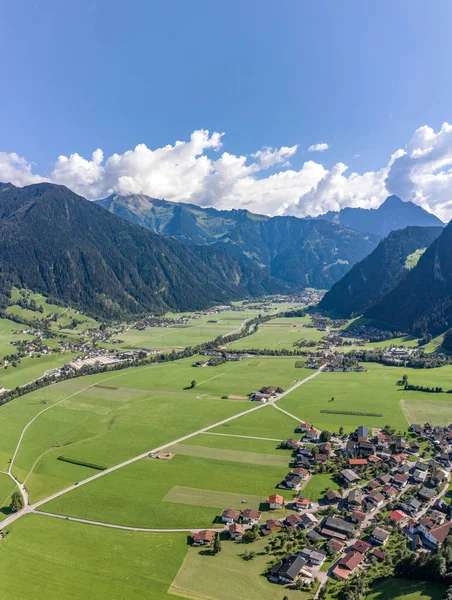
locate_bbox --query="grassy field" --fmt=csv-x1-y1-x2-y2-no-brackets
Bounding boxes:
41,453,295,528
401,398,452,427
181,432,292,453
170,535,313,600
0,472,17,522
302,473,340,501
209,404,298,439
278,363,452,432
228,315,326,350
167,442,291,467
0,514,188,600
366,578,446,600
0,352,81,389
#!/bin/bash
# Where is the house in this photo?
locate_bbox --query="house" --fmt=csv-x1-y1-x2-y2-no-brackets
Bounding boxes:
431,469,447,485
389,510,409,525
411,424,422,434
297,423,313,433
286,438,302,449
221,509,240,524
228,523,244,540
305,430,320,442
353,539,371,554
395,437,407,452
269,554,308,583
371,526,390,545
260,519,283,535
281,473,302,490
383,485,398,499
415,461,429,473
366,480,381,493
418,487,436,502
420,521,452,548
250,392,270,402
367,492,385,508
324,516,355,538
332,551,364,580
285,514,303,529
412,469,428,484
403,498,421,515
300,513,318,528
328,538,346,553
392,474,408,488
368,455,382,464
357,441,376,457
347,489,363,508
378,474,392,485
300,547,327,567
268,494,284,509
242,509,261,525
341,469,361,485
315,453,328,464
372,548,387,561
409,441,420,453
307,529,326,544
192,530,215,546
390,454,408,467
294,496,312,510
261,386,277,395
350,510,366,524
292,467,309,479
324,489,341,504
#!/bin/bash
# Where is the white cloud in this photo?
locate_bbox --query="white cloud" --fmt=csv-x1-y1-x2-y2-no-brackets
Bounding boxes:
308,143,329,152
1,124,452,221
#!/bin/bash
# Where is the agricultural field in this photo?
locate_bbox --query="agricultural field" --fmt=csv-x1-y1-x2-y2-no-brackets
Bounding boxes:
0,514,188,600
170,535,312,600
278,362,452,432
0,352,80,389
366,578,446,600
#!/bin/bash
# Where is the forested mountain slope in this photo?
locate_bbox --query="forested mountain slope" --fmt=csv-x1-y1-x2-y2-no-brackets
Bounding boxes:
0,183,288,319
318,226,443,317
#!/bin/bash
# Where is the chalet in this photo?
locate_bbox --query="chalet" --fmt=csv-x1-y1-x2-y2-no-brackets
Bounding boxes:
372,548,387,561
389,510,409,525
305,430,320,442
390,454,408,467
294,496,312,510
394,437,407,452
324,489,341,504
228,523,244,540
242,509,261,525
419,521,452,548
319,442,332,455
324,516,355,538
357,441,375,457
410,424,422,435
350,510,366,524
403,498,421,515
347,489,363,509
349,458,368,469
418,487,436,502
415,461,429,473
332,551,364,580
315,453,328,464
378,474,392,485
371,526,390,545
300,547,327,567
260,519,283,535
280,473,302,490
286,438,302,449
221,509,240,524
192,530,215,546
353,539,371,554
268,494,284,509
261,386,277,395
341,469,360,486
307,529,326,544
328,538,346,553
392,474,408,488
409,441,420,453
438,453,451,468
193,360,207,367
300,513,318,528
383,485,398,499
269,554,307,583
368,455,382,464
431,469,447,486
424,423,433,433
367,492,385,508
412,469,428,484
292,467,309,479
285,514,303,529
297,423,313,433
366,480,381,493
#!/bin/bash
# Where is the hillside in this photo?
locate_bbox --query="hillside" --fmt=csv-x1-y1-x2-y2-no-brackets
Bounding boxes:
0,183,288,319
315,195,444,237
366,220,452,335
318,226,443,317
96,194,379,289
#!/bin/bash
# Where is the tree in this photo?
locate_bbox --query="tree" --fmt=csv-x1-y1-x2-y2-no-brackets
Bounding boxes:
339,426,344,436
212,533,221,554
10,490,23,512
320,430,331,443
402,374,409,387
190,380,196,388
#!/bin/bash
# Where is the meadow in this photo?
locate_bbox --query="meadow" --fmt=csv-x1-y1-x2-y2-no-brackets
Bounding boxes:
0,514,188,600
302,473,340,502
278,363,452,432
366,578,446,600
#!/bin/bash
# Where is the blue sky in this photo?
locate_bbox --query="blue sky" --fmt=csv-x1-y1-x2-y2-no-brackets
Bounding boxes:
2,0,452,219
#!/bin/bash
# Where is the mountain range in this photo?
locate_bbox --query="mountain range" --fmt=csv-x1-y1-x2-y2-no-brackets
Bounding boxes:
318,226,443,318
314,195,444,237
0,183,287,319
96,194,380,289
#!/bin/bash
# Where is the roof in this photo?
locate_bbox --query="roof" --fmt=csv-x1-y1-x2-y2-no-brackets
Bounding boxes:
192,530,215,542
324,516,355,534
307,529,325,542
339,550,364,570
353,540,371,553
228,523,244,534
372,548,387,560
321,528,347,540
328,538,346,551
301,547,327,562
349,459,368,466
372,527,390,541
390,510,408,523
351,510,366,522
242,508,261,519
325,489,341,500
221,508,240,519
268,494,284,504
430,522,452,544
270,554,307,581
341,469,360,482
368,455,382,463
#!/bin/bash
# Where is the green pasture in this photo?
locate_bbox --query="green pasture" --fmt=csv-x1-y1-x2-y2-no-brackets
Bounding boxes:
0,472,17,522
0,514,187,600
278,363,452,432
0,352,81,390
366,578,446,600
41,453,295,528
209,404,298,439
401,398,452,427
167,442,290,467
182,432,292,454
302,473,340,502
170,535,312,600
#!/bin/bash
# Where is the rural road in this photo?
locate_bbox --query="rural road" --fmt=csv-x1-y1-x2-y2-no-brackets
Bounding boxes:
1,365,325,530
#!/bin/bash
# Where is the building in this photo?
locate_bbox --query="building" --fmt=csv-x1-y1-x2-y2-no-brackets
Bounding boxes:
389,510,409,525
285,514,303,529
419,521,452,548
324,516,355,538
324,489,341,504
269,554,308,584
371,527,390,545
341,469,361,485
328,538,346,553
191,530,216,546
350,510,366,524
418,487,436,502
300,513,318,528
242,509,261,525
353,539,371,554
268,494,284,509
347,488,363,509
221,509,240,524
357,426,369,440
333,551,364,580
300,547,327,567
228,523,244,540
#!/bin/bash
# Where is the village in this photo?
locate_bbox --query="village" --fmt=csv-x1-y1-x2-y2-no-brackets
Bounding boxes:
189,420,452,595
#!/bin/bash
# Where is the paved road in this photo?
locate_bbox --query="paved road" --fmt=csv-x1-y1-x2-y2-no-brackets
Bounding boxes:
1,366,325,530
